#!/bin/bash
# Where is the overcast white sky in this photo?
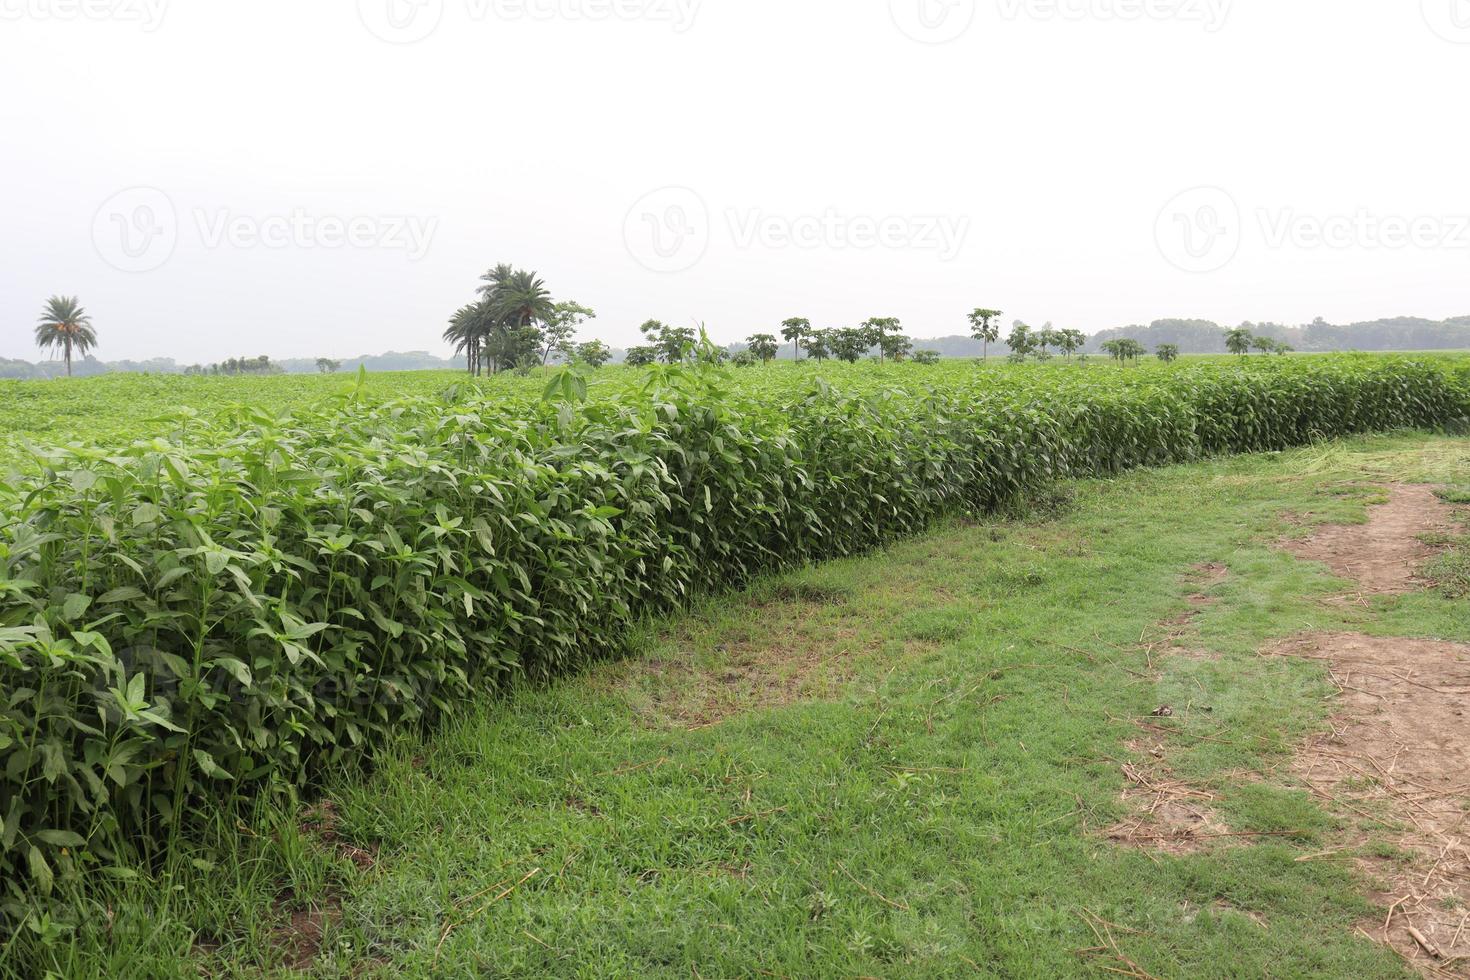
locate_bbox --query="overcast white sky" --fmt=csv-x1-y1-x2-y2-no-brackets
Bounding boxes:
3,0,1468,363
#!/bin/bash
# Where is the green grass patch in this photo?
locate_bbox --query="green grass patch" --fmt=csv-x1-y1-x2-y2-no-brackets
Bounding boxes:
9,433,1465,977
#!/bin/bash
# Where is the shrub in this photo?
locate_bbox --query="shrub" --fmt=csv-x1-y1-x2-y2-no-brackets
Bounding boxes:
1,356,1467,922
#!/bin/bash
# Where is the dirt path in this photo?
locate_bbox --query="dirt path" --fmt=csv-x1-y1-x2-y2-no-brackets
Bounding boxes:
1285,485,1459,595
1274,632,1470,970
1273,484,1470,974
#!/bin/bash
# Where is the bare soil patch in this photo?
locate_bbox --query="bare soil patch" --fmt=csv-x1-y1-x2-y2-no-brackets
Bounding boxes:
1146,563,1230,666
1104,739,1234,855
302,799,378,872
1105,758,1228,852
1285,485,1459,595
1271,632,1470,973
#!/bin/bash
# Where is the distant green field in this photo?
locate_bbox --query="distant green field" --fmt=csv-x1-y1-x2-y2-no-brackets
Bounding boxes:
7,353,1469,453
0,370,486,448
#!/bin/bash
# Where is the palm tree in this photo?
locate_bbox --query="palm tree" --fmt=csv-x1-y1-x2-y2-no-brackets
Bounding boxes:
471,265,555,373
35,296,98,377
444,303,486,375
487,269,554,332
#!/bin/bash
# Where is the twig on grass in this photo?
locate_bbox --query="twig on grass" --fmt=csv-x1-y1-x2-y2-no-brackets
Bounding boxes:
598,757,668,777
836,861,910,911
435,867,542,965
726,807,787,826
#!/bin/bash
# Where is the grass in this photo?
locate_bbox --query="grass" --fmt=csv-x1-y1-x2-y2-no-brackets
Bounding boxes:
13,431,1467,978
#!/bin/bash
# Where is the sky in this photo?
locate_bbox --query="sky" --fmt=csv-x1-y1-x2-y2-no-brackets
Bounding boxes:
3,0,1469,364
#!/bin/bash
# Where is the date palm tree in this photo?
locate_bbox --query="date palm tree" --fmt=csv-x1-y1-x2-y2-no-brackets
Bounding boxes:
445,302,489,376
35,295,98,377
473,265,555,372
484,268,554,334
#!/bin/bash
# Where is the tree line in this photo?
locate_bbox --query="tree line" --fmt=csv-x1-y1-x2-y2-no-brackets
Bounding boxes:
23,287,1470,383
1089,315,1470,354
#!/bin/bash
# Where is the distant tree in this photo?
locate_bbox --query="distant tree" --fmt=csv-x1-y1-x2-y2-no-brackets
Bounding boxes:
475,265,554,373
1036,323,1060,359
1006,321,1035,361
1057,328,1086,360
780,317,812,360
445,302,487,375
1251,335,1277,355
1101,339,1146,364
199,355,282,376
573,340,612,369
640,319,696,363
731,350,758,367
316,357,341,374
34,296,97,377
863,317,903,362
1155,344,1180,363
483,267,552,336
912,349,941,365
746,333,780,362
542,301,596,367
1273,342,1294,356
831,327,869,363
1225,327,1254,356
968,308,1003,361
806,329,833,362
881,333,913,361
624,345,658,368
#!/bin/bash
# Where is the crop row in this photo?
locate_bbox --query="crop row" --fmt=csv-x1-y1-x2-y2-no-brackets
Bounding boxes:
1,356,1466,920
